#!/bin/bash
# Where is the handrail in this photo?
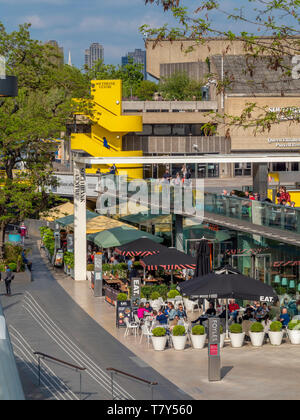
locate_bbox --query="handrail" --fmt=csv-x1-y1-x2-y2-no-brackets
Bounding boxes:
106,367,158,386
34,352,86,371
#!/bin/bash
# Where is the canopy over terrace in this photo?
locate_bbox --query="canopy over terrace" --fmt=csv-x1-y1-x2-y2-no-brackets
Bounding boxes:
87,225,163,249
56,210,98,228
68,215,136,234
115,237,168,257
141,248,196,271
40,202,74,222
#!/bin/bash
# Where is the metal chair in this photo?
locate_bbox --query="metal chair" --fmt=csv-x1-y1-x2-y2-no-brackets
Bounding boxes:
124,318,139,337
139,324,153,347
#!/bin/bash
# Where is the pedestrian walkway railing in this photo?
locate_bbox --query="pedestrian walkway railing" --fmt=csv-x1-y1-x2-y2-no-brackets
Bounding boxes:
106,367,158,400
33,351,86,400
100,175,300,237
0,303,25,400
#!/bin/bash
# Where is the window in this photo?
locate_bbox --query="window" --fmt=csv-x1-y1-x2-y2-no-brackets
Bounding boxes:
153,124,172,136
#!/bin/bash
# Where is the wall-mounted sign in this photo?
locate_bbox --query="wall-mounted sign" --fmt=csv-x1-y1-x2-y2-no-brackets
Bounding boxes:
268,138,300,148
131,277,141,308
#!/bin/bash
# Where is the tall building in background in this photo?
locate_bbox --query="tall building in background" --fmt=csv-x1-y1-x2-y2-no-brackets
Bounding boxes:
122,49,147,80
85,43,104,69
46,40,64,66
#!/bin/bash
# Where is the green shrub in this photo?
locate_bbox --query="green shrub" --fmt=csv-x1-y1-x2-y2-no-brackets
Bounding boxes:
150,292,160,300
270,321,282,332
172,325,186,336
229,323,242,334
102,263,113,273
250,322,264,333
152,327,167,337
167,289,180,299
288,320,300,330
117,293,128,301
8,263,17,272
87,264,94,272
192,325,205,335
63,252,74,269
220,325,224,335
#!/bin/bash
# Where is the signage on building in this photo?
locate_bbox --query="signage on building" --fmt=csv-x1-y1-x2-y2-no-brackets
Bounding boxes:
51,175,99,197
268,138,300,148
269,107,300,121
75,167,86,203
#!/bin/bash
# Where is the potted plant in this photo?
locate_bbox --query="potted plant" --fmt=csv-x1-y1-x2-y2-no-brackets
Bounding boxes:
249,322,265,347
268,321,283,346
150,291,161,301
229,323,245,348
117,293,128,302
171,325,187,350
191,325,206,349
288,320,300,345
220,325,225,348
167,289,180,299
151,327,168,351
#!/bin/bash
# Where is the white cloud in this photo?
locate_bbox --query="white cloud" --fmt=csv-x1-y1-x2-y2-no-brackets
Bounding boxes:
23,15,46,29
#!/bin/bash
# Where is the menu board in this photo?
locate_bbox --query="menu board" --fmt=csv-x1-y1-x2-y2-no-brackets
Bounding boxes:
116,301,132,328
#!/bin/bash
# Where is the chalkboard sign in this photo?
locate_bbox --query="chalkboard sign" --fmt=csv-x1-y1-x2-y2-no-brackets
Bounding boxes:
116,300,132,328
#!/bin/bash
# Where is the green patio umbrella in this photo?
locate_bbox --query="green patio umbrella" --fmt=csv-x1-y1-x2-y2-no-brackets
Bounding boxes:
56,210,98,227
87,226,163,249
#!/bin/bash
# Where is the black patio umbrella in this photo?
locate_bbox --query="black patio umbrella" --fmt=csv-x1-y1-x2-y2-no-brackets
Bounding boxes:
194,238,211,278
115,238,167,258
178,265,278,337
141,248,196,271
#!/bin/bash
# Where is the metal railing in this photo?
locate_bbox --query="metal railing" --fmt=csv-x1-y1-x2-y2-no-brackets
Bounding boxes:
34,352,86,400
106,367,158,400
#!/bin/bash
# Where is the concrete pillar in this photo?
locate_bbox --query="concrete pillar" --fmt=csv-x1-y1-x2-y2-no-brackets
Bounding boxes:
74,161,87,281
174,214,184,252
253,163,269,199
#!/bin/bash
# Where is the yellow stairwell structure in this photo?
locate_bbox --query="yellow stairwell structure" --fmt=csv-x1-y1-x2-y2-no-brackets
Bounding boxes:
71,80,143,178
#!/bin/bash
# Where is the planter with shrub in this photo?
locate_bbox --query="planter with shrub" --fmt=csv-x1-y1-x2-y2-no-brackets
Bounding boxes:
229,323,245,348
191,325,206,349
151,327,168,351
268,321,283,346
167,290,181,299
117,293,128,302
150,291,161,301
288,321,300,345
171,325,187,350
249,322,265,347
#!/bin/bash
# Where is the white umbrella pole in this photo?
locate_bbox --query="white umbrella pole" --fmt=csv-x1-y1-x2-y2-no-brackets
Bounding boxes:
226,299,229,339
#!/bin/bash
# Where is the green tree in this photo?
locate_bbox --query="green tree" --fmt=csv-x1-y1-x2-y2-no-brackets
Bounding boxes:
0,23,89,258
135,80,158,100
159,72,204,100
86,58,144,98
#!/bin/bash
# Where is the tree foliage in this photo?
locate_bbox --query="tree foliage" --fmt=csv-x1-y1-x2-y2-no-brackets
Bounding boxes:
0,23,89,257
135,80,158,100
159,72,204,100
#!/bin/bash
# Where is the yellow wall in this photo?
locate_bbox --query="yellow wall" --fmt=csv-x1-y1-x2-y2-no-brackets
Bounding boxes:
72,80,143,178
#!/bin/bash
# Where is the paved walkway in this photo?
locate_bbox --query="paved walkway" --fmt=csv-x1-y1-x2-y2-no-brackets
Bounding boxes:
51,252,300,400
1,238,191,401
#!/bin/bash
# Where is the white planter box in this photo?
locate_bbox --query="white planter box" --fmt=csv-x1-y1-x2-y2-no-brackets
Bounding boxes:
220,333,225,348
171,335,187,350
151,336,167,351
229,332,245,348
249,331,265,347
288,329,300,345
269,331,283,346
191,334,207,349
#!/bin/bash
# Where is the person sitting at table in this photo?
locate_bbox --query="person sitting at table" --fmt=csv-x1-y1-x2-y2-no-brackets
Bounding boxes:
137,303,147,320
156,309,168,326
177,304,187,320
243,307,255,321
255,303,266,322
145,302,153,313
261,314,272,341
279,307,290,328
192,302,216,325
229,299,240,323
167,303,178,327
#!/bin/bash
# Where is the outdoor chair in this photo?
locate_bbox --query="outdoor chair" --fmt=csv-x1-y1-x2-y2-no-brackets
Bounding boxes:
185,299,201,314
124,318,139,338
174,296,184,309
134,314,141,328
242,320,253,340
139,324,153,347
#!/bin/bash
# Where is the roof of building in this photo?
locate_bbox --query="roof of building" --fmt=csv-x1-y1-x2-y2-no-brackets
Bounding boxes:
211,55,300,95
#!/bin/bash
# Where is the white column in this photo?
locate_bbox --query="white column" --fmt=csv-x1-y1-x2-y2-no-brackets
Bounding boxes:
74,160,87,281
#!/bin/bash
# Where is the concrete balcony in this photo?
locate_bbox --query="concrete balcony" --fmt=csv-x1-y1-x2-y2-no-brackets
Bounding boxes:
122,100,218,113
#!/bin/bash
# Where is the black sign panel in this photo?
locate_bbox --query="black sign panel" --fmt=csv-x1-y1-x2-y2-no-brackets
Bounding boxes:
116,301,132,328
67,234,74,253
131,277,141,308
208,317,221,381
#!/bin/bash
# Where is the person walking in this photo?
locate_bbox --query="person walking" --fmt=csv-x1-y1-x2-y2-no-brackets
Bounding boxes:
4,266,13,296
19,222,27,246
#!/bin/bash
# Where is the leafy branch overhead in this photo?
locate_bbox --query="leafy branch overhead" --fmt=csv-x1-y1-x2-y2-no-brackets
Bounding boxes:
143,0,300,131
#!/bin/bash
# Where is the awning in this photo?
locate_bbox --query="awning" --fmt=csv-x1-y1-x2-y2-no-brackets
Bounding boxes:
56,210,98,227
88,226,163,249
115,238,168,257
69,215,138,234
141,248,196,271
40,202,74,222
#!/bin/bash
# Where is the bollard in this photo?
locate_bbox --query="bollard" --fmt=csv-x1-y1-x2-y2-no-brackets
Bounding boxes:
208,317,221,382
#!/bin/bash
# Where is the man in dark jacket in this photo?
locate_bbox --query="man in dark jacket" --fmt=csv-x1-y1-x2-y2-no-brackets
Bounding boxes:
4,266,13,296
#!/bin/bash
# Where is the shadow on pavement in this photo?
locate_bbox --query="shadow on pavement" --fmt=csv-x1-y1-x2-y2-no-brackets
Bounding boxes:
221,366,233,379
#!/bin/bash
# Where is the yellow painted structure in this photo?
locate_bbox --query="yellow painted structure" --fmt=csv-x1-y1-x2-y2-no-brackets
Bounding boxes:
72,80,143,178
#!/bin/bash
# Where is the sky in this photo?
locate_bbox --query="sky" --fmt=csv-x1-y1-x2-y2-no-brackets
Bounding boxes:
0,0,296,69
